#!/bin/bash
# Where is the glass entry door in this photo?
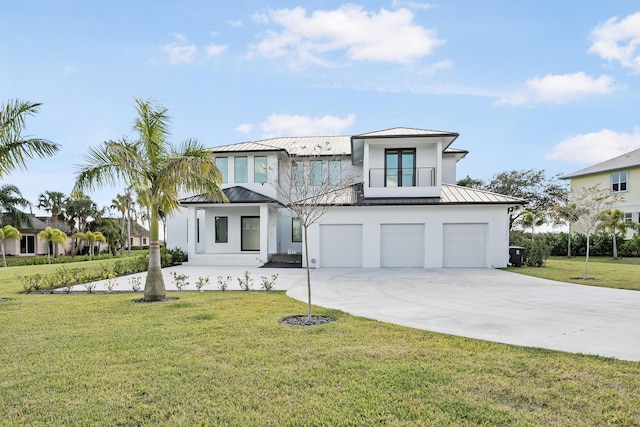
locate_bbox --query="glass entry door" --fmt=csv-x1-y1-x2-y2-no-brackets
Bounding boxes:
241,216,260,251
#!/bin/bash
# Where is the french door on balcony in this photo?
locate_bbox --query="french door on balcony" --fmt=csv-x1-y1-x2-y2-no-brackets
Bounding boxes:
385,148,415,187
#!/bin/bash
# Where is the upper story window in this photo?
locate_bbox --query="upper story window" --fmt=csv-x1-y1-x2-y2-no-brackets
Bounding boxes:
310,160,322,186
329,160,341,185
611,171,627,192
292,161,304,186
385,148,415,187
234,157,248,183
254,156,267,183
625,212,633,222
215,157,228,183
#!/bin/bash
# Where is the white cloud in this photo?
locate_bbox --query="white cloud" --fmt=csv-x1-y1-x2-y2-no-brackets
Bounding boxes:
248,5,442,68
546,128,640,163
391,1,434,10
227,20,243,27
260,113,356,137
418,59,453,75
162,34,197,64
235,123,254,134
497,72,616,106
206,44,227,56
590,12,640,73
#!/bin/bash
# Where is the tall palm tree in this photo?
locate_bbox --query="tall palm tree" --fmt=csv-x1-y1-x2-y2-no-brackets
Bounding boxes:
74,98,226,301
0,184,31,228
0,224,21,267
39,226,67,264
111,191,133,255
37,191,66,225
0,99,59,178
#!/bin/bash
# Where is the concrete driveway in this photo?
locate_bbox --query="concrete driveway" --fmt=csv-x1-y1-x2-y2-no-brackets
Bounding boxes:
80,265,640,362
285,268,640,362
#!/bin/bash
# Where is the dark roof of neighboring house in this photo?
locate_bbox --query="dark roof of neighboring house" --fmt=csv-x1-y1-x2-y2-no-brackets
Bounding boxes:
561,148,640,179
103,218,150,237
13,214,48,232
36,217,73,234
180,186,281,204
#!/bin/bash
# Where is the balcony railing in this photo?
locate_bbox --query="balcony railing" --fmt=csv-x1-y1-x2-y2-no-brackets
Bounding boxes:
369,167,435,188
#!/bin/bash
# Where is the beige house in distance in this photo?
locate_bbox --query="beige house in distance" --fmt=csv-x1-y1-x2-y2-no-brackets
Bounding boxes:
562,148,640,234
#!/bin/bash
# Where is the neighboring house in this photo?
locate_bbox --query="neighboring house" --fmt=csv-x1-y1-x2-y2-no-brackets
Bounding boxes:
561,148,640,234
166,127,525,268
125,219,150,248
4,214,62,257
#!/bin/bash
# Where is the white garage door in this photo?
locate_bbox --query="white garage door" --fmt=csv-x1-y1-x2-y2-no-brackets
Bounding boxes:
380,224,425,267
320,224,363,267
443,223,487,268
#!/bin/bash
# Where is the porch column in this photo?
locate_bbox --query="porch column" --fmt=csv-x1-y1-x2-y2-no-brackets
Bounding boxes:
187,206,197,258
259,204,269,263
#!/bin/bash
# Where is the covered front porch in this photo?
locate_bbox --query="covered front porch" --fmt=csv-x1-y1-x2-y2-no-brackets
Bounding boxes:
176,187,283,266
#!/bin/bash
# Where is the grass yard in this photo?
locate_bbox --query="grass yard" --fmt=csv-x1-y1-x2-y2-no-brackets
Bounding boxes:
0,256,147,295
1,289,639,425
505,256,640,291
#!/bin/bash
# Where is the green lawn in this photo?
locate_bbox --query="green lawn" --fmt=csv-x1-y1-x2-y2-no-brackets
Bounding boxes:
1,287,639,425
1,257,639,424
505,256,640,291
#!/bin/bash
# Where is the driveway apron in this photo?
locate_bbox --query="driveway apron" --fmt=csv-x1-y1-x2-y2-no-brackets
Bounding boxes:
286,268,640,362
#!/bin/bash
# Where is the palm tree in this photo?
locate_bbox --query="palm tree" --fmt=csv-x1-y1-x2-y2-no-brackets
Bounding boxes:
37,191,66,226
0,184,32,228
0,224,21,267
111,191,133,255
73,230,106,260
74,98,226,301
599,209,636,260
0,99,59,178
39,226,67,264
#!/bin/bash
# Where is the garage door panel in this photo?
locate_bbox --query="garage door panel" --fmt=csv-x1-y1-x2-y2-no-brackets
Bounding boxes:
381,224,424,268
443,223,487,268
320,224,362,267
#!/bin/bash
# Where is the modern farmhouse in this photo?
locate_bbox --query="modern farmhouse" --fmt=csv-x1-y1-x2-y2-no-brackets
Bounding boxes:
166,127,524,268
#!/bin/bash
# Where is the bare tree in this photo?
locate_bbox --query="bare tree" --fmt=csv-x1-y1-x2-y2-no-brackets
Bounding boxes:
272,143,357,322
572,184,625,279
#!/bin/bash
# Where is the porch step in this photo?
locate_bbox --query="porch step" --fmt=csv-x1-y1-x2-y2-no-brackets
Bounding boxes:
186,253,265,267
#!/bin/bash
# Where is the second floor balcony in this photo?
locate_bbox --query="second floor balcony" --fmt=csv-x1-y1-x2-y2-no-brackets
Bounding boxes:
369,167,436,188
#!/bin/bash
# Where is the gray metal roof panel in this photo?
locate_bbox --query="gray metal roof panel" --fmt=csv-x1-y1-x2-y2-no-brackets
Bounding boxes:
562,148,640,179
180,186,280,204
354,127,458,138
209,136,352,156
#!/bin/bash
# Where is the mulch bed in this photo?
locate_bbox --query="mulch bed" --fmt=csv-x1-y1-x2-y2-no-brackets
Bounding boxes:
132,297,179,304
280,315,336,327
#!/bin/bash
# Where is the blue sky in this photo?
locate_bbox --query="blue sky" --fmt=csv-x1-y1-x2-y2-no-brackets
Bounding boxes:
3,1,640,216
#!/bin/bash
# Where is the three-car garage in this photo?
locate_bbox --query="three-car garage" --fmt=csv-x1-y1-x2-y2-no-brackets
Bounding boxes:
317,221,489,268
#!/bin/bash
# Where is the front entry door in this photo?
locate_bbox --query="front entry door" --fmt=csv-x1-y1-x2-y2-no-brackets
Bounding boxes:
241,216,260,251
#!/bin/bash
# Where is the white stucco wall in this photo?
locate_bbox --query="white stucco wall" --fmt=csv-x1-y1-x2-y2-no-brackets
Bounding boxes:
304,204,510,268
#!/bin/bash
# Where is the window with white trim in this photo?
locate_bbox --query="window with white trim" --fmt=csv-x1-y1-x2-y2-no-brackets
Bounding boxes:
625,212,633,222
254,156,267,183
215,157,228,183
234,157,247,183
611,171,627,192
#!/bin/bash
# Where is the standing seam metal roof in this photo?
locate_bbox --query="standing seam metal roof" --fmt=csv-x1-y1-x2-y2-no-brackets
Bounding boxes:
561,148,640,179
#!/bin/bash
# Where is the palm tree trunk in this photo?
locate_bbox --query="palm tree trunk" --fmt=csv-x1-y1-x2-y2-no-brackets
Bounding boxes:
613,229,619,260
1,243,6,268
144,208,166,301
